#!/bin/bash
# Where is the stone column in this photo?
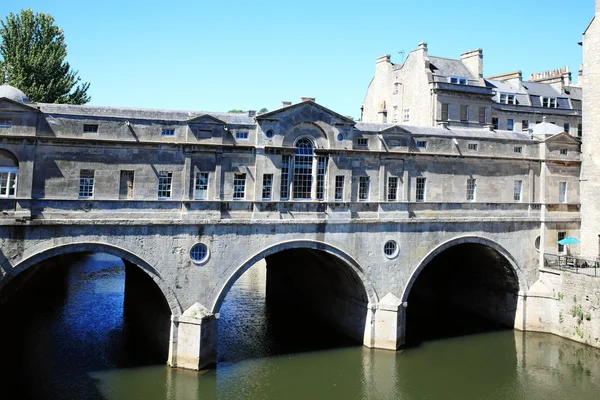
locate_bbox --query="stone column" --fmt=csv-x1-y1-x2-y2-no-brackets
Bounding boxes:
168,303,218,370
373,293,405,350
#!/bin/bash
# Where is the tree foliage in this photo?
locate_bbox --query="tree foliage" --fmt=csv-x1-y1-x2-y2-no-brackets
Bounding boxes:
0,9,90,104
227,109,245,113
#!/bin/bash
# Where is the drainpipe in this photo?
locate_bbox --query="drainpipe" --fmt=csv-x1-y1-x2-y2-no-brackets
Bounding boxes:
539,141,547,269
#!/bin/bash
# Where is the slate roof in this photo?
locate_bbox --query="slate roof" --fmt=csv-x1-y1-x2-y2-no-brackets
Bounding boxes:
521,81,562,98
428,56,477,80
36,103,256,125
355,123,534,142
564,86,582,100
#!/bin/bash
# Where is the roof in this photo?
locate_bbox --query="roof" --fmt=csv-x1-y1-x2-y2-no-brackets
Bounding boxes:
428,56,476,80
521,81,563,98
355,123,534,142
36,103,255,125
564,86,582,100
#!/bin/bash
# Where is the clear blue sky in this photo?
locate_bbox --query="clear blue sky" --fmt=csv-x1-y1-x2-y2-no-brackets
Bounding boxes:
1,0,595,118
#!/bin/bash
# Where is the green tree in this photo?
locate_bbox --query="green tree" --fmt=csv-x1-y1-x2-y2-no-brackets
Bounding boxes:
227,109,245,113
258,107,268,114
0,9,90,104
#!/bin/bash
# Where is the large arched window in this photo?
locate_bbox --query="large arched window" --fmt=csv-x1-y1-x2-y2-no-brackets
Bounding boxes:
281,138,327,201
0,149,18,198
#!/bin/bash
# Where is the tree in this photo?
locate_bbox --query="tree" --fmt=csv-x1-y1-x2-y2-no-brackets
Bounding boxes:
258,107,268,114
0,9,90,104
227,109,245,113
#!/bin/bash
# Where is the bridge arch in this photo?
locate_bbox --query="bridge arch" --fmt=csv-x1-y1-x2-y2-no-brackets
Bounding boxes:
401,235,524,343
3,241,182,317
211,239,378,314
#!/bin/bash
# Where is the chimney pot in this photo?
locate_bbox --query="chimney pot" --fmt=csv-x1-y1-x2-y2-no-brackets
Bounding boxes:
300,97,316,103
281,101,292,108
248,110,256,117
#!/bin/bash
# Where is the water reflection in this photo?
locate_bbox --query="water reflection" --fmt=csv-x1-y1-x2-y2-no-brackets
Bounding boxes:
2,254,600,399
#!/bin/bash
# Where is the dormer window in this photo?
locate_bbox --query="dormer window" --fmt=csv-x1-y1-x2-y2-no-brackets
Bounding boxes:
236,131,249,140
83,124,98,133
448,76,468,85
498,93,516,105
161,128,175,137
357,138,369,147
542,97,557,108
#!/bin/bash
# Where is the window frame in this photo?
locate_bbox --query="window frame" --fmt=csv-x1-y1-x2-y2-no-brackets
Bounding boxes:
0,117,12,128
507,119,514,131
157,171,173,199
466,178,477,202
558,231,567,254
416,140,427,149
161,128,175,137
403,108,410,121
514,180,523,202
194,172,209,200
334,175,344,201
448,76,468,85
235,131,249,140
358,176,370,202
478,107,486,124
357,138,369,147
0,167,18,198
558,181,567,203
261,173,273,201
460,105,468,122
79,169,95,198
522,120,529,131
467,143,479,152
233,173,246,200
387,176,398,201
514,146,523,154
441,103,449,121
83,124,99,134
415,177,426,202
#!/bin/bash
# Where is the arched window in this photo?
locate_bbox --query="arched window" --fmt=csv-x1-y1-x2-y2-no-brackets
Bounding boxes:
293,138,314,199
0,149,18,198
287,137,327,201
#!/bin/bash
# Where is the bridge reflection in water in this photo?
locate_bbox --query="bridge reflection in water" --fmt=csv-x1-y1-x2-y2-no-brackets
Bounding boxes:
1,253,600,400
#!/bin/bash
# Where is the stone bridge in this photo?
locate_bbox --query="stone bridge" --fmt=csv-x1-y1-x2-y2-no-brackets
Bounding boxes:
0,204,543,369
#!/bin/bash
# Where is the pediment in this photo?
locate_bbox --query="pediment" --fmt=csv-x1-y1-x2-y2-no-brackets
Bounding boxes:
542,131,581,145
0,98,39,113
379,125,412,135
186,114,226,125
255,101,355,126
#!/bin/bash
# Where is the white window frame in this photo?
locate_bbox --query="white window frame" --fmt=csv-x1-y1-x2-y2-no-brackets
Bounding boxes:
194,172,209,200
403,108,410,121
79,169,95,198
514,146,523,154
467,143,479,152
448,76,468,85
233,173,246,200
514,180,523,202
559,181,567,203
0,167,18,198
334,175,344,201
466,178,476,202
498,93,516,105
158,171,173,199
416,140,427,149
235,131,249,140
358,176,370,201
387,176,398,201
161,128,175,137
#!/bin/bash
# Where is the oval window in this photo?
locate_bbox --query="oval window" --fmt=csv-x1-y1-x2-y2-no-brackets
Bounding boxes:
337,133,344,141
265,129,274,138
190,243,209,264
384,240,399,258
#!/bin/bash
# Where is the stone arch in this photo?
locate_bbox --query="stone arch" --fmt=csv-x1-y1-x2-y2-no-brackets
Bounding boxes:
282,121,329,149
211,239,378,313
4,241,182,317
401,235,525,304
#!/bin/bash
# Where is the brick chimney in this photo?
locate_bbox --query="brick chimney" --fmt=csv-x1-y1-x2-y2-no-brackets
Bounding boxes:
530,66,571,91
461,48,483,78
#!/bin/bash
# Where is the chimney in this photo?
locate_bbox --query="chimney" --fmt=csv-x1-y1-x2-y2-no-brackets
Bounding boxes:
376,54,391,64
486,71,522,83
461,48,483,78
281,101,292,108
248,110,256,117
300,97,315,103
417,42,428,54
530,67,571,91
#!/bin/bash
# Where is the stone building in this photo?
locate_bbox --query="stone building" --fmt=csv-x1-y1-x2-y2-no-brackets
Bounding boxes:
362,43,582,137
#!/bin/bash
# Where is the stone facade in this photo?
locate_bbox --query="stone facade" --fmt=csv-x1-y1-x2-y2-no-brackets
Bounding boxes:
362,43,583,138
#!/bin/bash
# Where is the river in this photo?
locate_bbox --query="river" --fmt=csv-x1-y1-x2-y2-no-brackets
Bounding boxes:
2,253,600,400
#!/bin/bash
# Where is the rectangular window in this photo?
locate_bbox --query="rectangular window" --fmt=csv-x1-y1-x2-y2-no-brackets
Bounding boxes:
393,82,400,95
449,76,468,85
392,106,398,122
468,143,478,151
280,155,290,200
357,138,369,147
0,168,18,197
560,149,568,156
416,177,426,202
492,117,499,130
358,176,370,201
559,182,567,203
403,109,410,121
466,178,476,201
157,171,172,199
522,120,529,130
564,123,570,134
233,173,246,200
416,140,427,149
334,176,344,201
387,177,398,201
316,156,327,200
514,180,523,202
261,174,273,200
460,105,468,122
79,169,95,198
549,98,557,108
514,146,523,154
161,128,175,137
441,103,449,121
479,107,486,124
507,119,514,131
578,123,583,137
119,170,134,199
0,117,12,128
195,172,209,200
558,231,566,254
542,98,548,108
499,93,515,104
235,131,249,140
83,124,98,133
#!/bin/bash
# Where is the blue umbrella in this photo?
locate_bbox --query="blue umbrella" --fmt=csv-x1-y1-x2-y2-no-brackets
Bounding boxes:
558,236,581,245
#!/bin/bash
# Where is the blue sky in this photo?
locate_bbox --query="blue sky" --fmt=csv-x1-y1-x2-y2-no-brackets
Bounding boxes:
0,0,595,118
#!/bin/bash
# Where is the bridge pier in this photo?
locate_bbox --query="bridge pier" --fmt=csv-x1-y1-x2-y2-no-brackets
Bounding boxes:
168,303,218,370
373,293,406,350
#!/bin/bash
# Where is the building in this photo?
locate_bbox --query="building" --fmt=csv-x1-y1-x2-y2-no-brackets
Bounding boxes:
361,43,582,137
